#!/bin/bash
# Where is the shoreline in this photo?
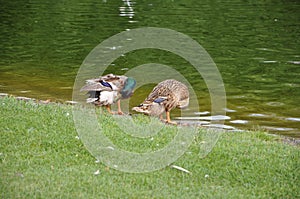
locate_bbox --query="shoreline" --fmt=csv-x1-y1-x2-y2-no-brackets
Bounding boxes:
0,92,299,146
0,92,78,105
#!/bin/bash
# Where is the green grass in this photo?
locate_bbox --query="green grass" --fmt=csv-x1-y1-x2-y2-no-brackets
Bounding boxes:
0,96,299,198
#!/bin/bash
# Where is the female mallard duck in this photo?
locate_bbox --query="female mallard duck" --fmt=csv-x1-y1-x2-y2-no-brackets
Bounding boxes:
132,79,189,124
80,73,136,114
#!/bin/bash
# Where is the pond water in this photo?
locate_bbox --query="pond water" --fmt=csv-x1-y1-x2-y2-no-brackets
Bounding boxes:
1,0,299,138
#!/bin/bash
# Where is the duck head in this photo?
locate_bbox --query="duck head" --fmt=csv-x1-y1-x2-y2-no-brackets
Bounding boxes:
132,98,166,116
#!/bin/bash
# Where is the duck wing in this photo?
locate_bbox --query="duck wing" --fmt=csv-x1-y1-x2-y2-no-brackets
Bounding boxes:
146,82,171,102
80,78,116,91
80,83,113,92
105,76,136,98
145,79,189,110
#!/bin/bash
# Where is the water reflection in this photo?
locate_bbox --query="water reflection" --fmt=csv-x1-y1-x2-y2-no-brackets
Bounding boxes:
119,0,135,19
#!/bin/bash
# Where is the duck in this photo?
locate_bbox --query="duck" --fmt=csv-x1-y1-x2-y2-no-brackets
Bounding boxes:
132,79,189,124
80,73,136,114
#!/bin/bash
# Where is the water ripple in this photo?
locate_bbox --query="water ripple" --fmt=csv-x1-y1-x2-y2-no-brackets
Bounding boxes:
230,120,248,124
262,126,295,131
286,118,300,122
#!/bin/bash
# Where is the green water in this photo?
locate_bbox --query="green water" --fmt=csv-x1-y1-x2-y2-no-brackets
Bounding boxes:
1,0,299,137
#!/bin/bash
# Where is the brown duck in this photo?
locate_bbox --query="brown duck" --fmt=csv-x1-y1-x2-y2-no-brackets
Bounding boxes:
132,79,189,124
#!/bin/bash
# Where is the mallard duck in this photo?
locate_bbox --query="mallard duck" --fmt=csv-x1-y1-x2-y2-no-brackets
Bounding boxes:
80,73,136,114
132,79,189,124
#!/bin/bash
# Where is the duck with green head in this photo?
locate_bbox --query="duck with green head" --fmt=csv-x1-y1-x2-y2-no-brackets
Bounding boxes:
81,73,136,114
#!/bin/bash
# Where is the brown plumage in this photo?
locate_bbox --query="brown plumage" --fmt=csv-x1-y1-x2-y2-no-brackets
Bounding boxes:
132,79,189,124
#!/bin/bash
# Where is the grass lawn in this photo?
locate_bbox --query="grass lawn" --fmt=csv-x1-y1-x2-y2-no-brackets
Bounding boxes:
0,96,299,198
